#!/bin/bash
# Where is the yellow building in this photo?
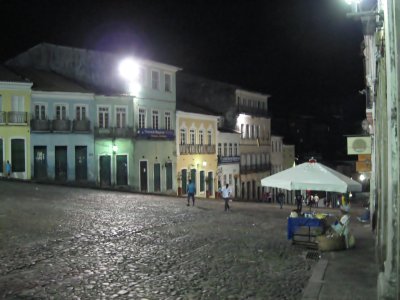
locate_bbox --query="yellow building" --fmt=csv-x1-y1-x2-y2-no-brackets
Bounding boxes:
0,66,32,179
176,110,218,198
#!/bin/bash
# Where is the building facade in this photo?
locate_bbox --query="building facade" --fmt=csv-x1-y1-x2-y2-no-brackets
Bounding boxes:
176,110,218,198
0,66,32,179
217,128,241,198
236,89,271,201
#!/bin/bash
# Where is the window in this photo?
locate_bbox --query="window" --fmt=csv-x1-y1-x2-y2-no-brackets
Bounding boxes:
241,124,244,139
223,174,227,185
229,143,233,156
180,128,186,145
218,143,222,157
139,108,146,129
207,130,212,145
151,70,159,90
164,112,171,130
164,73,172,92
35,104,46,120
237,96,240,105
56,105,67,120
189,129,195,145
98,106,109,128
152,110,159,129
234,143,238,156
200,170,205,192
245,124,249,139
229,174,232,185
198,129,204,145
0,138,2,172
11,139,25,172
11,96,24,112
223,143,227,156
250,125,254,139
76,105,86,121
256,125,260,138
116,107,126,128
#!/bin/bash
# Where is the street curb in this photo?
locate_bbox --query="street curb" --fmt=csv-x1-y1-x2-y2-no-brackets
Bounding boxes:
302,259,328,300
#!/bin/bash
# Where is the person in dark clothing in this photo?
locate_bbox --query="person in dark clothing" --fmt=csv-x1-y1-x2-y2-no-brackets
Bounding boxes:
278,192,285,209
295,194,303,213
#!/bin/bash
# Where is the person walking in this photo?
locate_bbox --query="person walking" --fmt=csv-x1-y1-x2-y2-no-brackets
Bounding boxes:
187,179,196,206
314,194,320,208
278,192,284,209
220,183,232,211
295,193,303,213
5,160,11,178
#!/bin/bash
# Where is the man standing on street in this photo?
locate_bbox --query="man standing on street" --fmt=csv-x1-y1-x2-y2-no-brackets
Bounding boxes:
295,193,303,213
220,184,232,212
187,179,196,206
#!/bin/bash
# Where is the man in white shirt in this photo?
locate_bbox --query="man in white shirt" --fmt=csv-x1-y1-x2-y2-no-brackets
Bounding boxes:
220,184,232,211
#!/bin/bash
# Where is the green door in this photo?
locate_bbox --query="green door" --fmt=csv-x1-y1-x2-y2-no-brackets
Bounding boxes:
207,171,213,195
191,169,196,191
75,146,87,181
116,155,128,185
99,155,111,186
181,169,187,194
34,146,47,179
154,163,161,192
55,146,67,181
165,162,172,190
140,161,148,192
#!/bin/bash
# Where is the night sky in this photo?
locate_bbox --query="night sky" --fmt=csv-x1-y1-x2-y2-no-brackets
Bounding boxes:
1,0,366,160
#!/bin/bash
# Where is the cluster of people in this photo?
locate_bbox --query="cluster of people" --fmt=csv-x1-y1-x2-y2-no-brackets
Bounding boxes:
186,180,232,212
305,194,320,207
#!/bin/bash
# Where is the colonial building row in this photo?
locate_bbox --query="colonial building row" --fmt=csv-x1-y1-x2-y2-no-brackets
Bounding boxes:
0,43,294,200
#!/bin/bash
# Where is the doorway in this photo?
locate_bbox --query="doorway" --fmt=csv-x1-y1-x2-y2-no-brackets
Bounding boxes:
34,146,47,179
154,163,161,192
55,146,67,181
116,155,128,185
99,155,111,186
75,146,87,181
140,161,148,192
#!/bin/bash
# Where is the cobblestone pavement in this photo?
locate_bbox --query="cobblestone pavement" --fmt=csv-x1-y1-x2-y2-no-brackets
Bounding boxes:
0,181,316,299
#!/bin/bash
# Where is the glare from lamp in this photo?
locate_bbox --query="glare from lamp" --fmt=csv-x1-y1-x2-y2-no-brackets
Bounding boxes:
359,174,366,181
119,58,140,81
112,145,118,153
344,0,361,4
202,161,207,167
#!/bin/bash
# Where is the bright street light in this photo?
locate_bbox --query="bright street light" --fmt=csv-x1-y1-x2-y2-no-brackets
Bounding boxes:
359,174,366,181
119,58,139,81
344,0,361,4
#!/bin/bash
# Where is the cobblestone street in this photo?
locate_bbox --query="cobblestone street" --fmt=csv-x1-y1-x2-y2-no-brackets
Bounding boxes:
0,181,315,299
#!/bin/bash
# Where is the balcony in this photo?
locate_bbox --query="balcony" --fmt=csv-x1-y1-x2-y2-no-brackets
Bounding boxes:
114,127,134,138
73,119,91,132
7,111,28,124
31,119,51,132
240,163,271,174
136,128,175,140
218,156,241,164
52,119,71,132
94,126,134,138
0,112,6,124
237,105,269,118
179,144,216,155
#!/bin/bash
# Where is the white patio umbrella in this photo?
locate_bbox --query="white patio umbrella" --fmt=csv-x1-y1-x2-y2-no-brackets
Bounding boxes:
261,160,362,193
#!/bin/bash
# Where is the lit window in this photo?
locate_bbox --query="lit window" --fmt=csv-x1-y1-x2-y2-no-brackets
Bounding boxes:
151,70,159,90
199,129,204,145
56,105,67,120
139,108,146,129
164,73,172,92
98,107,109,128
116,107,126,128
164,112,171,130
190,129,195,145
152,110,159,129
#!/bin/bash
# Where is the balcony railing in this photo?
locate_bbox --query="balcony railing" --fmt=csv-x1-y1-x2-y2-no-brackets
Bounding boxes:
218,156,241,164
31,119,51,131
179,144,216,155
240,163,271,174
0,112,6,124
114,127,134,138
52,119,71,132
94,126,134,138
136,128,175,140
72,119,91,132
237,105,269,117
7,111,28,124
